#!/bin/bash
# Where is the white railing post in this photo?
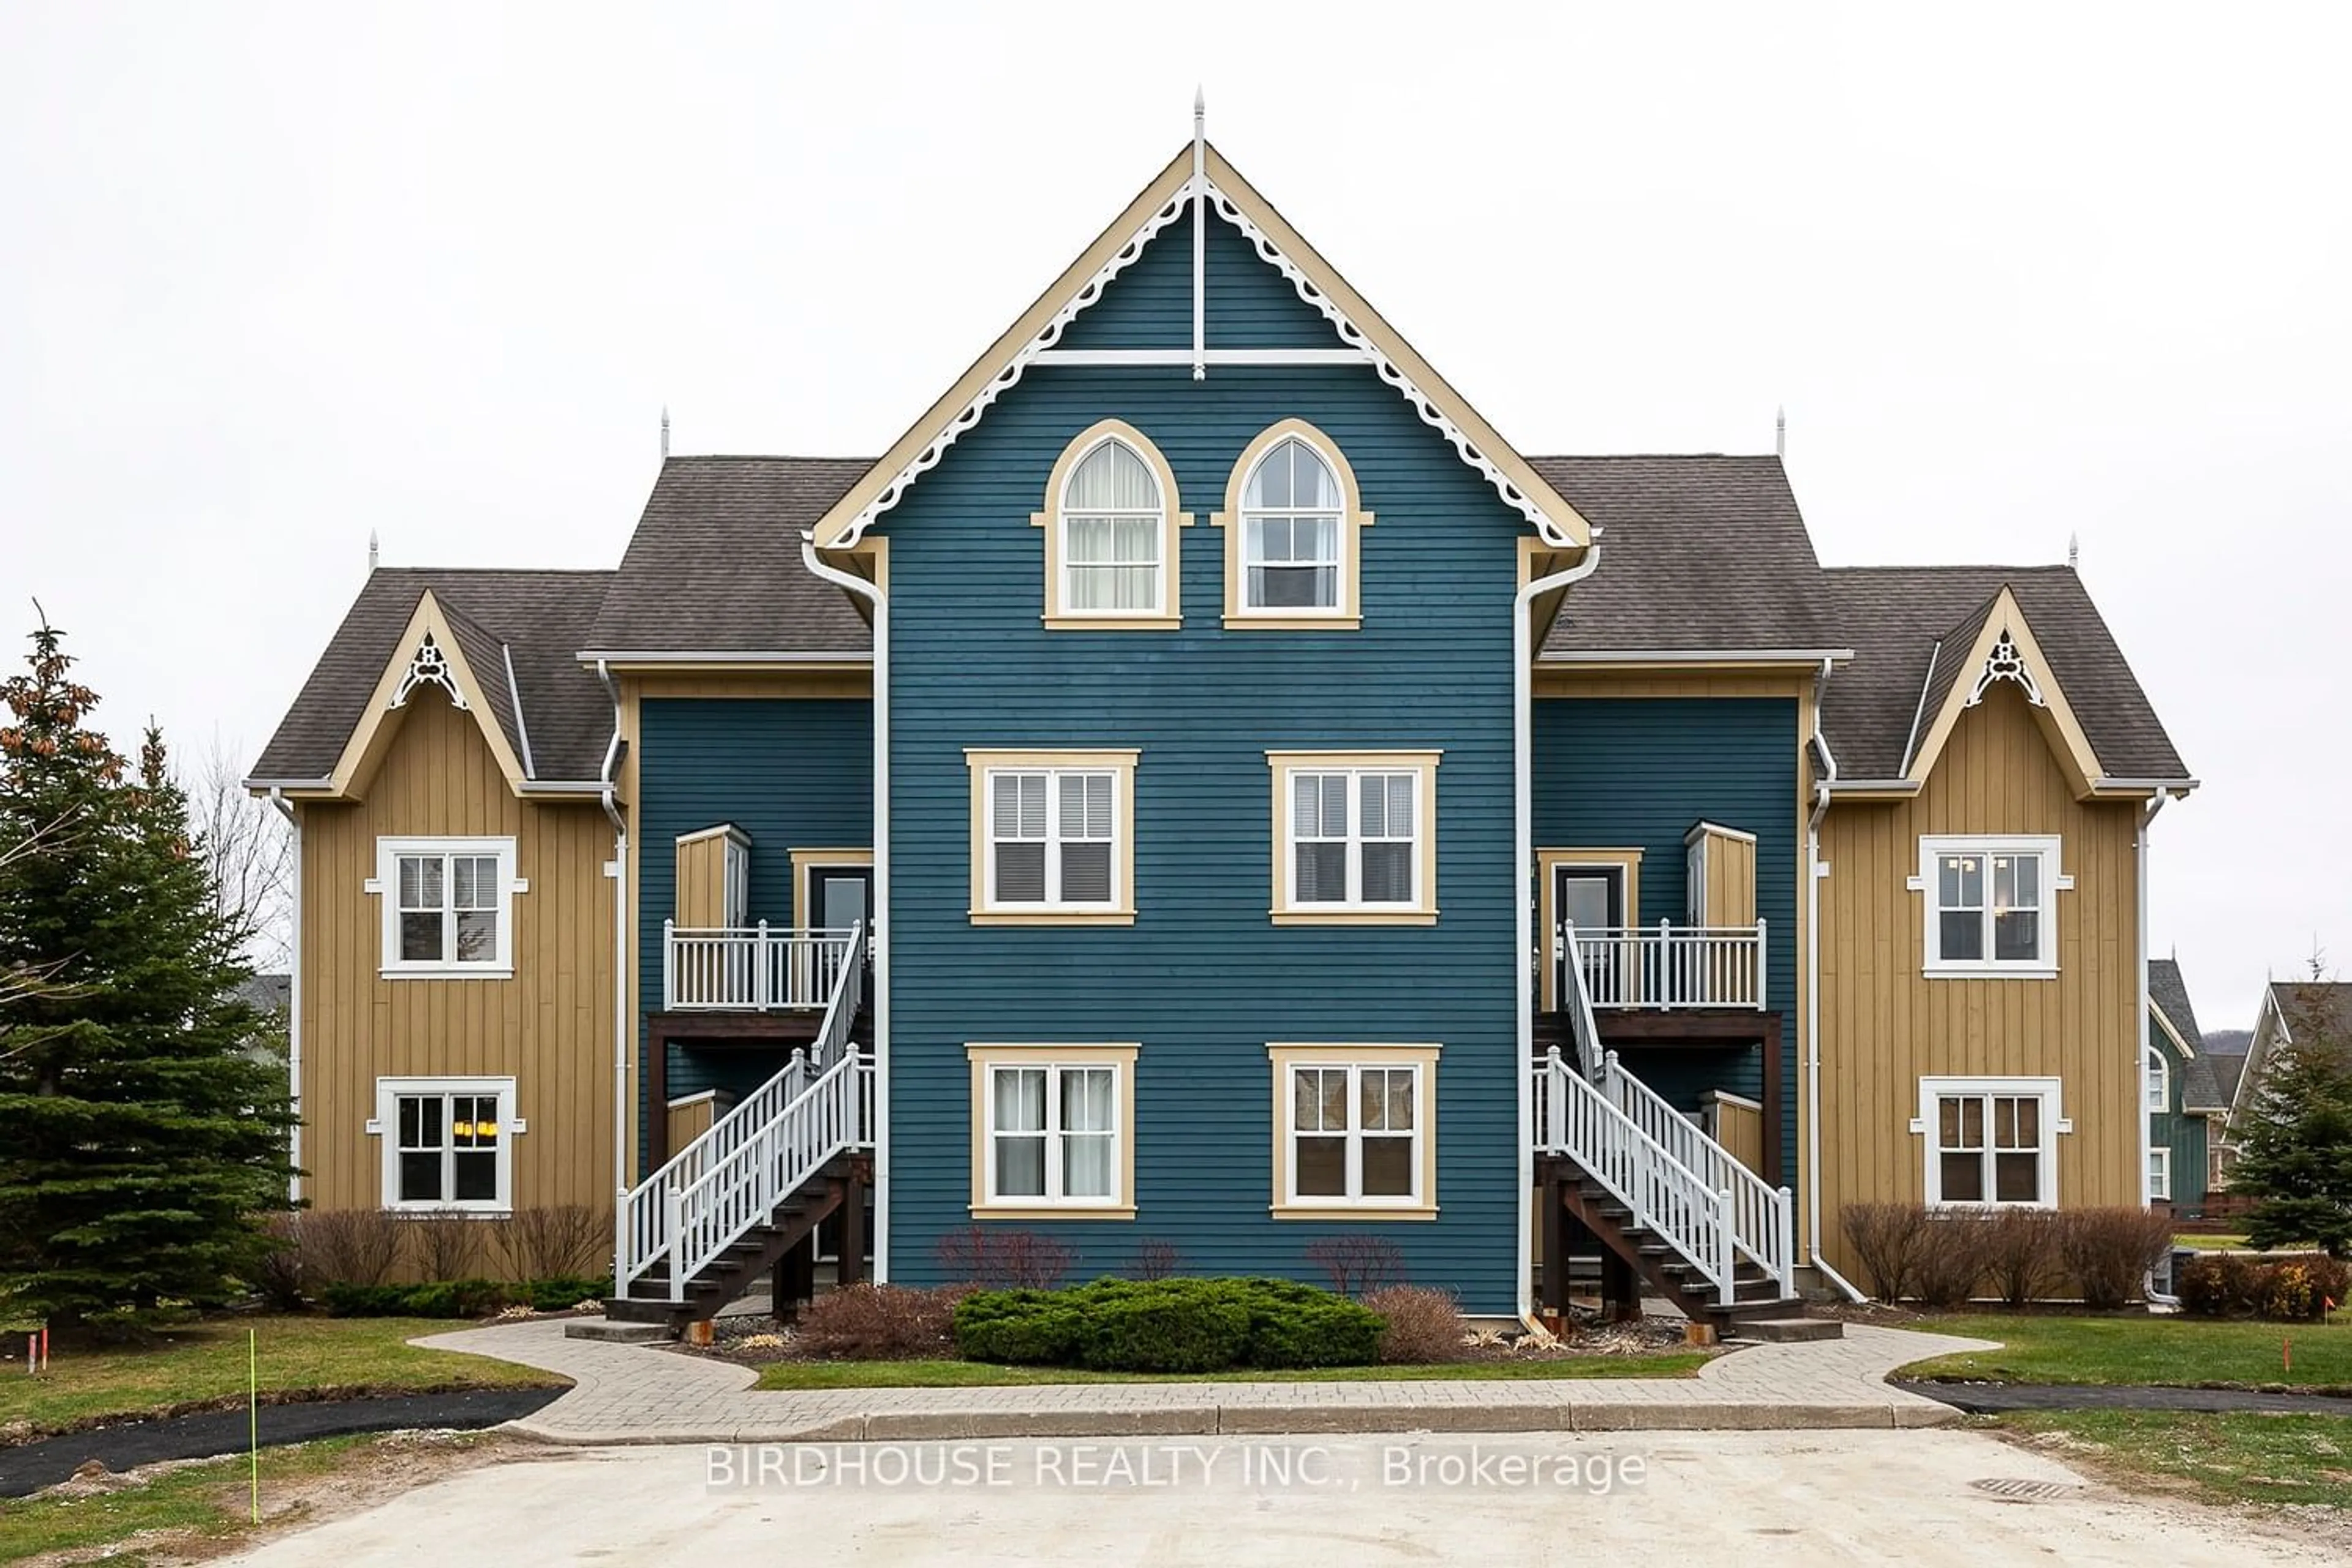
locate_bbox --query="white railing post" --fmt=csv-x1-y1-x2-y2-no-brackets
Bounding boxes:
753,921,771,1010
1717,1189,1736,1307
665,1183,685,1303
662,919,676,1011
1754,918,1767,1011
1776,1185,1796,1297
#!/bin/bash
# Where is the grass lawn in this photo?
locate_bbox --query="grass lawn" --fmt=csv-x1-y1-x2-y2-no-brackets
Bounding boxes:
755,1353,1711,1390
1898,1311,2352,1390
1992,1410,2352,1509
2171,1234,2252,1251
0,1315,566,1440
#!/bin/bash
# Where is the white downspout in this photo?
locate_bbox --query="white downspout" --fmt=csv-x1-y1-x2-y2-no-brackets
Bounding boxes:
596,659,629,1298
802,537,890,1281
266,787,301,1204
1516,540,1600,1332
1805,661,1866,1302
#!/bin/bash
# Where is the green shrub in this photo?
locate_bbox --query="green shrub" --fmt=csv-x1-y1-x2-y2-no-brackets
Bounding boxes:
2178,1253,2351,1321
952,1276,1382,1372
516,1275,609,1313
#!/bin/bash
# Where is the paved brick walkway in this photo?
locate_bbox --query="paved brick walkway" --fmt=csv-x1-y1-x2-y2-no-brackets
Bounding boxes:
415,1320,1995,1442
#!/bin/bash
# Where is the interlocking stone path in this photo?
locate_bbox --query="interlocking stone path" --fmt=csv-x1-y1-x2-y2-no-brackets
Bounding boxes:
416,1319,1994,1442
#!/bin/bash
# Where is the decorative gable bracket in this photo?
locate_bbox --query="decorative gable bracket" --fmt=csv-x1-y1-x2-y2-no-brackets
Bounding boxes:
390,633,468,711
1966,630,2044,709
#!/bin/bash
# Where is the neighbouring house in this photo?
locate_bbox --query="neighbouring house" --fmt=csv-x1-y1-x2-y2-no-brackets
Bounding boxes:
2146,958,2228,1216
2214,981,2352,1191
248,128,2196,1324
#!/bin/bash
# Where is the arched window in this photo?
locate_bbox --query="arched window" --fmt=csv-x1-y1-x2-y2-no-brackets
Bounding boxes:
1033,421,1188,629
2145,1045,2168,1112
1215,420,1372,628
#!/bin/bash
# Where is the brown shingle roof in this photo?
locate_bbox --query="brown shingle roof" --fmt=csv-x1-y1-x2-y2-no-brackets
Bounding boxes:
2150,959,2225,1111
1820,566,2189,782
583,457,875,656
251,569,616,785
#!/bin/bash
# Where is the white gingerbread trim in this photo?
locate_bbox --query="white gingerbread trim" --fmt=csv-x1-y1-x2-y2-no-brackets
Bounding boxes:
391,633,468,711
1966,630,2045,709
829,174,1582,549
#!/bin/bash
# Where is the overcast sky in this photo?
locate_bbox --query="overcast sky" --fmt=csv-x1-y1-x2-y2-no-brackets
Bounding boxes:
4,2,2346,1031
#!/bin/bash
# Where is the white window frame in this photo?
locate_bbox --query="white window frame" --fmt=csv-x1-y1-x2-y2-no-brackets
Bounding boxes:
984,767,1120,912
1267,1044,1442,1218
965,1044,1138,1218
1057,435,1167,619
367,836,523,978
1239,437,1347,616
2149,1146,2172,1202
1913,1075,2069,1208
2146,1046,2169,1112
1910,835,2069,978
368,1076,520,1214
1267,751,1440,924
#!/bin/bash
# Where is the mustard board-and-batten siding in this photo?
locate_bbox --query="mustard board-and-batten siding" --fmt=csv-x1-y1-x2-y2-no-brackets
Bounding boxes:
1691,826,1757,928
298,690,616,1253
1816,681,2141,1280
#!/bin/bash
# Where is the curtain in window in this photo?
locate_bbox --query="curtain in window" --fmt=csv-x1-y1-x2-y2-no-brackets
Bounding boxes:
1293,774,1349,902
993,1067,1047,1197
1060,1068,1115,1198
1293,1067,1349,1197
1063,442,1161,611
1357,774,1414,903
992,774,1048,902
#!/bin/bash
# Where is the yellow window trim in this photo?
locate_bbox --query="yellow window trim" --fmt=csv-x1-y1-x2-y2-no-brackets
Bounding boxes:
966,1043,1140,1220
1535,849,1644,1013
1265,1043,1441,1220
789,847,873,931
1031,420,1192,631
1212,419,1374,630
1264,750,1439,924
964,748,1140,925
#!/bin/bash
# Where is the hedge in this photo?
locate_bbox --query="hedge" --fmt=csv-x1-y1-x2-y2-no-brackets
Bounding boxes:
2176,1253,2352,1321
952,1276,1384,1372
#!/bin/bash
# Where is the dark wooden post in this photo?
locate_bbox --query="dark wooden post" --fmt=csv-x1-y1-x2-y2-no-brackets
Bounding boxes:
1760,1015,1785,1188
644,1020,670,1172
775,1238,815,1321
1539,1175,1569,1317
1599,1247,1641,1322
838,1167,867,1287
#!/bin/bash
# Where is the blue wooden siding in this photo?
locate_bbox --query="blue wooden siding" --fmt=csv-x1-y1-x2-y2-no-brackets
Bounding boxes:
2149,1011,2211,1208
1532,697,1800,1163
1050,205,1340,353
876,326,1528,1306
635,698,872,1165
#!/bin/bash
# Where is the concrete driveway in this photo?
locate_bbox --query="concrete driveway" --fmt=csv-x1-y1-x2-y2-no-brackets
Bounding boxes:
220,1429,2338,1566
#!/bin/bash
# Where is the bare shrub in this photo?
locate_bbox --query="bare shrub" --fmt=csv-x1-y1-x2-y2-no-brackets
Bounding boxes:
1305,1235,1406,1298
1980,1208,2064,1306
302,1208,402,1287
1912,1213,1992,1307
1363,1286,1467,1365
933,1226,1074,1289
2057,1207,2178,1309
249,1212,311,1310
493,1204,609,1281
795,1283,974,1359
407,1209,479,1281
1839,1202,1932,1302
1135,1238,1183,1281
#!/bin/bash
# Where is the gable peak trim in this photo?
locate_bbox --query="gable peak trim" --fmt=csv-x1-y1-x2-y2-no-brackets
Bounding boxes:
1967,629,2045,709
391,631,469,712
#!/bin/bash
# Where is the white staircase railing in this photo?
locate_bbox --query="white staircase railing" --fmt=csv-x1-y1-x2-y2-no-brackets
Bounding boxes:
1533,1047,1736,1308
664,921,856,1011
1597,1050,1795,1297
621,919,872,1301
1564,920,1766,1009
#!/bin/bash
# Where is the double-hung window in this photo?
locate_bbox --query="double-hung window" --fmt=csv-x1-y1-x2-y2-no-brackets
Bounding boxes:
967,1046,1137,1216
2145,1046,2169,1112
1268,1046,1439,1216
1267,752,1439,923
1918,1076,2062,1207
372,837,520,976
1036,422,1187,630
2149,1147,2172,1202
1216,420,1371,629
966,750,1137,924
372,1077,516,1212
1915,835,2064,976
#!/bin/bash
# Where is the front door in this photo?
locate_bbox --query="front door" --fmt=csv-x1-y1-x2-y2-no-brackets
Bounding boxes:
804,862,874,1000
1555,865,1627,1008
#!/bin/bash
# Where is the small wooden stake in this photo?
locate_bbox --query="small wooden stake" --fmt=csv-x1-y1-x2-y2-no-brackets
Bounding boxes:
249,1329,260,1523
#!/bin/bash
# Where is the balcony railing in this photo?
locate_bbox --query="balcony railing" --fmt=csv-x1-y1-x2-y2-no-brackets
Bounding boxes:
1562,920,1766,1011
663,922,857,1012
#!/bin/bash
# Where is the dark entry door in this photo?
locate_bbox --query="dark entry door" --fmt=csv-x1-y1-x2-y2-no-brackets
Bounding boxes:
1555,865,1627,1008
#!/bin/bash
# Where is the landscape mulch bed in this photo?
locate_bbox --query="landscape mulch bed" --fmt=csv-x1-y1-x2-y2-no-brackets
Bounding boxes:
0,1387,564,1498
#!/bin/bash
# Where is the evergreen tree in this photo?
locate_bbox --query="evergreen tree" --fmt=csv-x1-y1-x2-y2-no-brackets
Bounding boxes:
2232,965,2352,1258
0,617,295,1329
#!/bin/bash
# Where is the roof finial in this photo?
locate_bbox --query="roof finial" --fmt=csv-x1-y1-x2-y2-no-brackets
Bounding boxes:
660,405,671,461
1774,405,1786,459
1191,88,1207,382
368,530,379,573
2067,532,2079,570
